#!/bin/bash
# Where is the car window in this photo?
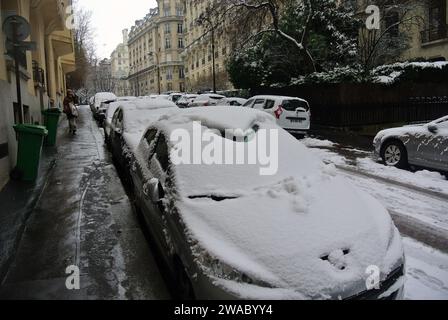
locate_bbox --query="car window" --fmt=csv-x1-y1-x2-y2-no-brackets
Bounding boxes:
243,99,254,107
145,129,158,145
282,100,310,112
154,135,170,172
264,100,276,110
253,99,265,109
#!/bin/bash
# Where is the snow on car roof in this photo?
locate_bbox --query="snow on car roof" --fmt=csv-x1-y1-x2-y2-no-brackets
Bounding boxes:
121,99,178,151
250,95,308,102
95,92,117,101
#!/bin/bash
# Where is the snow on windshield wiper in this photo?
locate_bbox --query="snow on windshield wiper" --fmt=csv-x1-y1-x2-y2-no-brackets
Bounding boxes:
188,195,239,202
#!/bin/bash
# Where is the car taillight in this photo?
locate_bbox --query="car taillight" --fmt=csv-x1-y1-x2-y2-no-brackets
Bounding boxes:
274,106,284,119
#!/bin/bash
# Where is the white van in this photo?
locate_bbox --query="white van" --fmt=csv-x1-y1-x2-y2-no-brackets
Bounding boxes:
243,95,311,136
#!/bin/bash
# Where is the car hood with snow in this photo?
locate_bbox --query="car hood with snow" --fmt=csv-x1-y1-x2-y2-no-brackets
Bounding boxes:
149,107,404,299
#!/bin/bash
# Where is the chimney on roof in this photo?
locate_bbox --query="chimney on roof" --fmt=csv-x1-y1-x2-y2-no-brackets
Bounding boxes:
122,28,129,45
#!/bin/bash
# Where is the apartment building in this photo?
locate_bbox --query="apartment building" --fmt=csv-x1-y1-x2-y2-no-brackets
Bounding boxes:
110,29,130,96
400,0,448,61
0,0,76,190
358,0,448,63
127,0,185,96
182,0,233,92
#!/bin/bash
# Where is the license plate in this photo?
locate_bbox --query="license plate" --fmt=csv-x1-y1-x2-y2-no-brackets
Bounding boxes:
288,118,305,123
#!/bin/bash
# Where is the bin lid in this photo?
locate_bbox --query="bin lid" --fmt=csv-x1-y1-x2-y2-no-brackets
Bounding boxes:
42,108,62,115
13,124,48,136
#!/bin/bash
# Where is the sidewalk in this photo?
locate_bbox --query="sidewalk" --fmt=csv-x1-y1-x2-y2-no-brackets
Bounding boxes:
0,106,169,299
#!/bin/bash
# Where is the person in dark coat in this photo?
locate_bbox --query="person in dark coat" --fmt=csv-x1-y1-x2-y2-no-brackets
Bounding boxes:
63,89,78,135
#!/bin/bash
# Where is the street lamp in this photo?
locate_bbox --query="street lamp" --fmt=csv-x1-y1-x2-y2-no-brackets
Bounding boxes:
197,9,216,93
148,51,161,95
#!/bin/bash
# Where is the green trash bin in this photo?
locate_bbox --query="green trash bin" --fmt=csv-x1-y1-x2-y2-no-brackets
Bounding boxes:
13,124,48,182
42,108,62,146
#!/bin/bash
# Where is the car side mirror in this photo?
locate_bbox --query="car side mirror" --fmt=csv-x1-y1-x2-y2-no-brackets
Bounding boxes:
428,124,438,134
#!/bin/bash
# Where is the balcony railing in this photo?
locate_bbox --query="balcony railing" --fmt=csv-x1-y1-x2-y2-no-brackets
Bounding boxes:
421,24,448,44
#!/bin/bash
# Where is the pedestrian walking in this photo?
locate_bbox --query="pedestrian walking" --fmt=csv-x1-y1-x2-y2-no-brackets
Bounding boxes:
63,89,79,135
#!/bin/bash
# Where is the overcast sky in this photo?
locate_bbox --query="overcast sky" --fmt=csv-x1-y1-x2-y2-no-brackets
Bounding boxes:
76,0,158,59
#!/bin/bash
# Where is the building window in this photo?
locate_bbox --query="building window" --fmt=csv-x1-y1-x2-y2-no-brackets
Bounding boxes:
178,38,184,48
166,68,173,80
179,67,185,79
167,83,173,91
164,6,171,17
176,6,184,16
385,11,399,37
177,23,183,34
165,38,171,49
165,23,171,34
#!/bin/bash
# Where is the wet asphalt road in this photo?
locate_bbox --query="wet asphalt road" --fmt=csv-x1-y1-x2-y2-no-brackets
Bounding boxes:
0,106,170,299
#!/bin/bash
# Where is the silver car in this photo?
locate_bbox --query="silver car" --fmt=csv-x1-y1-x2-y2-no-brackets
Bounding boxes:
374,116,448,171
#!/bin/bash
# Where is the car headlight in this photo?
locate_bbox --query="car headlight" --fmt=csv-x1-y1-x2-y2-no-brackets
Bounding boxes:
197,252,274,288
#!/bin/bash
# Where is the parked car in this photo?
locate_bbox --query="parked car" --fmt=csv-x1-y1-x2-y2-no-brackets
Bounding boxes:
189,93,226,107
222,97,248,106
103,97,137,144
91,92,117,114
109,98,177,184
176,94,199,108
243,95,311,137
130,106,405,300
95,99,117,123
168,93,184,104
373,115,448,171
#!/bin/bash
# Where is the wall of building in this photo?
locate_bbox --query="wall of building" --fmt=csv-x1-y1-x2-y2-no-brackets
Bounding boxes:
0,0,75,190
400,0,448,61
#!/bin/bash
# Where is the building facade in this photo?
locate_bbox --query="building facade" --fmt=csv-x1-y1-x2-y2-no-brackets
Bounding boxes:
182,0,233,92
399,0,448,61
127,0,186,96
0,0,76,190
110,29,130,96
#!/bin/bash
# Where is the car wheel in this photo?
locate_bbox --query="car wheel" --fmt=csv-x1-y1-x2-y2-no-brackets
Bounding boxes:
174,259,195,300
381,140,408,169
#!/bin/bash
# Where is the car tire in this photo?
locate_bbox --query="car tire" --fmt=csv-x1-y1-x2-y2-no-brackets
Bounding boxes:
174,258,195,300
381,140,408,169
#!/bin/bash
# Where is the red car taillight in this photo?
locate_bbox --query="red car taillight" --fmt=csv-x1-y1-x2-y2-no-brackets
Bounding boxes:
274,106,284,119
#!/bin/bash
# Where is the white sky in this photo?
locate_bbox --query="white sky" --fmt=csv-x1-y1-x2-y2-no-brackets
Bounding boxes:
76,0,158,59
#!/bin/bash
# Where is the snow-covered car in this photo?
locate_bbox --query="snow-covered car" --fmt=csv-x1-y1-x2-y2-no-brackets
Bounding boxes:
222,97,248,106
373,115,448,171
109,98,178,183
130,106,405,300
176,94,199,108
91,92,117,114
103,97,137,144
167,93,184,104
243,95,311,137
189,93,226,107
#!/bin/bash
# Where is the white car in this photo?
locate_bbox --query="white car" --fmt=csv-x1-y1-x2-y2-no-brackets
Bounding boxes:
244,95,311,137
103,97,137,143
373,115,448,171
189,93,226,107
129,107,405,300
167,93,184,104
177,94,199,108
222,97,248,106
108,98,178,181
92,92,117,113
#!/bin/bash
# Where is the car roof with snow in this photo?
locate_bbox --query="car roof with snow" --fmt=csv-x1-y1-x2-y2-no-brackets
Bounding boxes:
118,98,178,151
250,95,308,102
